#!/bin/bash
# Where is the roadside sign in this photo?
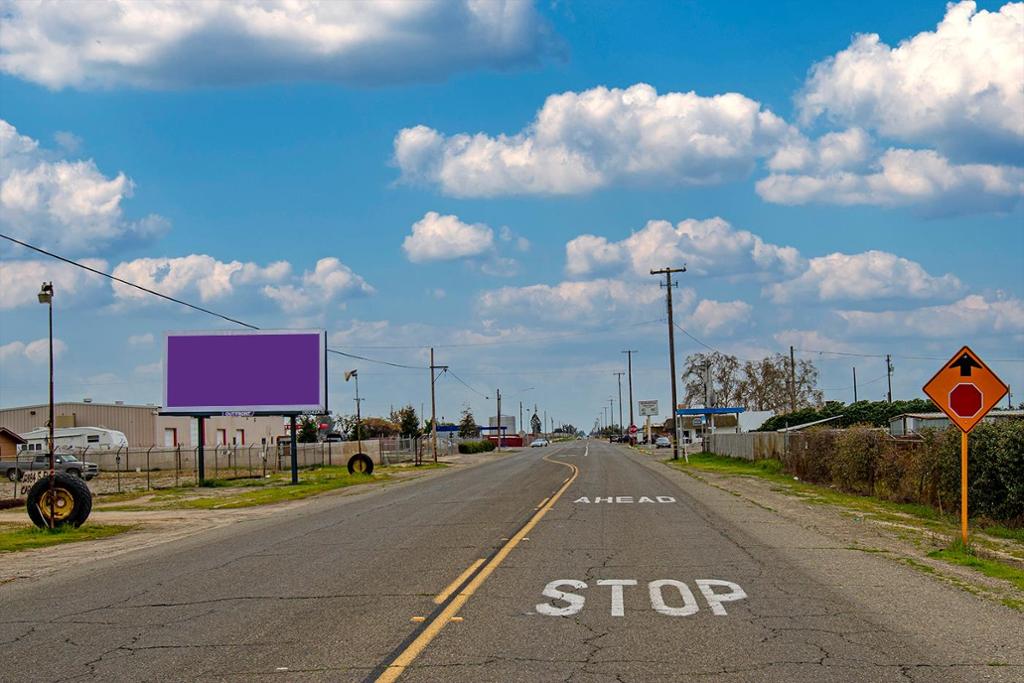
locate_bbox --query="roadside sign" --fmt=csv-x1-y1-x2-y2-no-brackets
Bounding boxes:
923,346,1007,433
692,416,704,427
638,400,658,417
628,424,638,435
922,345,1008,546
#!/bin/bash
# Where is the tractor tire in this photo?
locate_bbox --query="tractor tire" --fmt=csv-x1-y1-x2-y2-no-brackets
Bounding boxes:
6,468,21,482
347,453,373,476
26,472,93,528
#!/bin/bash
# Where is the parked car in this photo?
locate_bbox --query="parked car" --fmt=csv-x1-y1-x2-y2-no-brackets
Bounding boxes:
654,436,672,449
530,438,550,448
2,453,100,481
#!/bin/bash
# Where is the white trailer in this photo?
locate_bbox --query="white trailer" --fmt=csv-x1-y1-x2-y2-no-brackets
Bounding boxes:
19,426,129,453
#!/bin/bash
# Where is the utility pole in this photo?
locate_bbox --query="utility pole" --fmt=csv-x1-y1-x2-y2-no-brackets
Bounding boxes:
853,367,858,403
345,369,363,456
622,350,637,429
613,374,624,435
495,388,502,452
886,354,894,403
429,348,448,463
650,266,686,461
789,345,797,413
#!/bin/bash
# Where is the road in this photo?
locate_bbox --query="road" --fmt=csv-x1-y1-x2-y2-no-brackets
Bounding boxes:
1,440,1021,682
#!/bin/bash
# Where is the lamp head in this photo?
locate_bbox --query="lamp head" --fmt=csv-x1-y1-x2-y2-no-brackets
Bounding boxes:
37,281,53,304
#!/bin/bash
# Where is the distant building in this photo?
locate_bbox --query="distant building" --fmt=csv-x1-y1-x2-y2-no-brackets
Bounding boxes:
0,401,284,448
889,410,1024,437
487,415,516,434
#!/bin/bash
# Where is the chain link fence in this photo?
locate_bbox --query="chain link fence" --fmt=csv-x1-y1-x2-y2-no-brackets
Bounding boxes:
2,435,458,505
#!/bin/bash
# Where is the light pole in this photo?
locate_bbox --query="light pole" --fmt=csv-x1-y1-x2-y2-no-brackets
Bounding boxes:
37,282,55,528
345,370,362,456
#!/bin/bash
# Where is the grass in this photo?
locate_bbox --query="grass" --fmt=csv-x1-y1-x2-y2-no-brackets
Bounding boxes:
0,523,134,553
98,463,446,511
928,540,1024,592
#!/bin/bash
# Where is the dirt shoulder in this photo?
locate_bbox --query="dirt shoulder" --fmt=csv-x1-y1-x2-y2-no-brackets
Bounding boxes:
630,447,1024,612
0,450,514,583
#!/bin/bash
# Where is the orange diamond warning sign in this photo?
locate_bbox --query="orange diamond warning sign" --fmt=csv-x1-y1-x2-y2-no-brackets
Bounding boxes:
923,346,1008,433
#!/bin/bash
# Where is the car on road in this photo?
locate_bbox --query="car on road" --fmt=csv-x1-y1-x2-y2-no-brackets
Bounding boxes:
530,438,550,448
2,453,100,481
654,436,672,449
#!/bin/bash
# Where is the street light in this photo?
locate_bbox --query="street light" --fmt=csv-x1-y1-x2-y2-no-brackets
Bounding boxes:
37,282,55,528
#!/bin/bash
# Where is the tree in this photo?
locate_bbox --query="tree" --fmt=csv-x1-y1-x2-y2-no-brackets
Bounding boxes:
296,415,319,443
459,406,479,438
391,405,421,437
682,352,742,407
530,412,542,434
737,353,822,412
555,423,577,435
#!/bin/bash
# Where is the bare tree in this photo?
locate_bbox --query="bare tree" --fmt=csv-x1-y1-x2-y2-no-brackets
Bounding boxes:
681,352,742,407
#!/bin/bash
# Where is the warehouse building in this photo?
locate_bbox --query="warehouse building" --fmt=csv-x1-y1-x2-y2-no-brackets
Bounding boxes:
0,401,284,448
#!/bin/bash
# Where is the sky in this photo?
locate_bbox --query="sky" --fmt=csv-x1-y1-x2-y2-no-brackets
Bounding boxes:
0,0,1022,432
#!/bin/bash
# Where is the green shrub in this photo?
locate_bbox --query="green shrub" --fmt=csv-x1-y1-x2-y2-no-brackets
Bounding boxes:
458,439,496,454
774,419,1023,523
830,426,882,495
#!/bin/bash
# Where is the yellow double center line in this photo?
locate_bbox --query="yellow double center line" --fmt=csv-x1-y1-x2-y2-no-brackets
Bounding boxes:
375,453,579,682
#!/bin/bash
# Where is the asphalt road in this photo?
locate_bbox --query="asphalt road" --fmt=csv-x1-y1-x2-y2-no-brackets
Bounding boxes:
1,440,1021,682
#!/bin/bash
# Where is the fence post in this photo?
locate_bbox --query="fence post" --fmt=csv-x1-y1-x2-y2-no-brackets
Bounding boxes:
146,446,153,490
115,445,123,493
175,445,181,488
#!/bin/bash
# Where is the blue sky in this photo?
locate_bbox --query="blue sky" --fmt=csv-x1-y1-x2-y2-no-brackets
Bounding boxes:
1,0,1022,430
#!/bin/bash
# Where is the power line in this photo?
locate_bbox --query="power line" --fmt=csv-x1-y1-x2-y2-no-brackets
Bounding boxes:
1,233,426,371
445,369,490,398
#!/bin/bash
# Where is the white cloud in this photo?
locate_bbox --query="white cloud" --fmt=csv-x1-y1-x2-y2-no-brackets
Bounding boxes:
766,250,962,304
565,217,803,280
837,294,1024,338
499,225,530,252
0,338,67,364
773,329,860,354
767,128,873,173
0,0,555,90
262,257,373,311
688,299,753,336
0,120,168,252
798,2,1024,160
395,83,795,196
127,333,154,346
0,258,109,309
402,211,495,262
756,148,1023,215
478,278,676,323
112,254,288,304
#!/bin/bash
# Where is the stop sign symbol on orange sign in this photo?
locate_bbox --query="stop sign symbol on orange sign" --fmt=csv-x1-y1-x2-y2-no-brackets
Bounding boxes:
948,383,983,419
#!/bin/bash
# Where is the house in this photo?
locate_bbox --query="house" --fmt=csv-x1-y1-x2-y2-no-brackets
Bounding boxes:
0,427,26,459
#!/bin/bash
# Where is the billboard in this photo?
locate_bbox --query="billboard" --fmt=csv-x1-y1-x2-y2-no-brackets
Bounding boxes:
638,400,659,417
162,329,326,415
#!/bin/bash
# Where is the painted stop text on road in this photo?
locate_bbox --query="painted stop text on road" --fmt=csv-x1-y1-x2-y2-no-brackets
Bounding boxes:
536,579,747,616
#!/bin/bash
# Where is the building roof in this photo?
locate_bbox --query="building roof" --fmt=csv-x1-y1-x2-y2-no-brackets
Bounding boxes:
0,401,160,411
891,410,1024,420
0,427,26,444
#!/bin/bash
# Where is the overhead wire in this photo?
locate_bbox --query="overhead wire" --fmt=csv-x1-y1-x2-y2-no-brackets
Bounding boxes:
1,233,427,370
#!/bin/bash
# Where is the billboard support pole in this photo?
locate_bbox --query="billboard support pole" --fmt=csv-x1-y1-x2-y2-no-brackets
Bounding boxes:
289,414,299,485
197,416,206,483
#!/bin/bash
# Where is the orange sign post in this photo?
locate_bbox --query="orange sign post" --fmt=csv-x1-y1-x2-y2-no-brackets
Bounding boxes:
922,346,1008,545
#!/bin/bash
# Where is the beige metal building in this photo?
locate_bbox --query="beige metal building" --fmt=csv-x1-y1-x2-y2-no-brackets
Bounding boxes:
0,401,285,448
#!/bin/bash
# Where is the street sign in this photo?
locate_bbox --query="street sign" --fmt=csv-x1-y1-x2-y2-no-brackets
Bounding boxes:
922,345,1008,546
628,424,638,435
923,346,1007,433
638,400,658,417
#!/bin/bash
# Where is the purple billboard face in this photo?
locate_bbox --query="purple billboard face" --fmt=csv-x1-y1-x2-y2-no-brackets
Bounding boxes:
163,330,326,415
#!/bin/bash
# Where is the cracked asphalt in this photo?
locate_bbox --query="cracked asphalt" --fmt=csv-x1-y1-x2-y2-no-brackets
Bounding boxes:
1,439,1021,682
